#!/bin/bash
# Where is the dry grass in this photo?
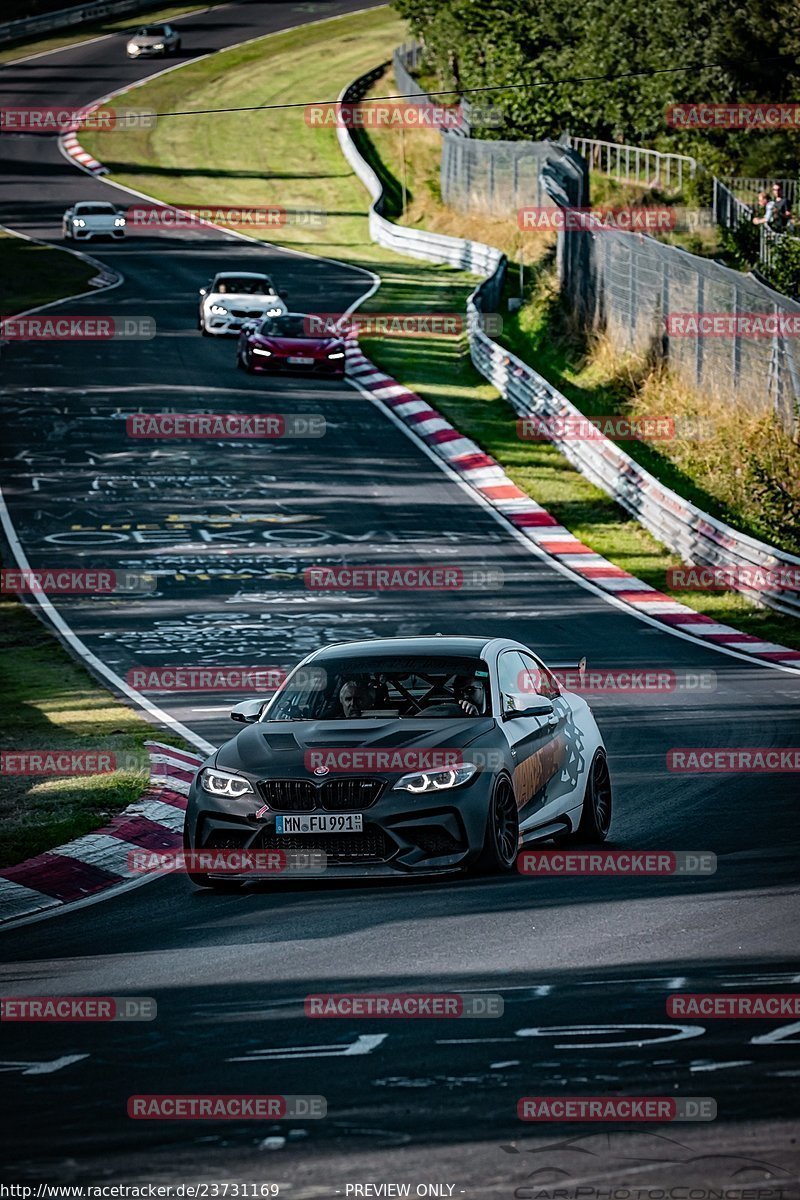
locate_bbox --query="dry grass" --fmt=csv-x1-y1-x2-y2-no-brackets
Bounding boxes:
619,347,800,550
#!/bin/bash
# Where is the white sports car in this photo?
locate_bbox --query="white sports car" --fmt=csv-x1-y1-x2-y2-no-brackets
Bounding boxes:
62,201,126,241
198,272,288,336
126,23,181,58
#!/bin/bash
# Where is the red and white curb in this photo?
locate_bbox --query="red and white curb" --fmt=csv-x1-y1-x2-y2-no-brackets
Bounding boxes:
0,743,203,927
345,344,800,672
61,121,108,175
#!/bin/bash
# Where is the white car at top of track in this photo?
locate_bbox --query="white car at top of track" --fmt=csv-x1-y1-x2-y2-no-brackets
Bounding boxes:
198,272,289,336
62,201,126,241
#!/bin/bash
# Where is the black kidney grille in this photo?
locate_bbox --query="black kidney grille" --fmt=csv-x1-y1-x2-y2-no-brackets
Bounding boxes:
257,777,384,812
321,777,383,810
257,780,315,811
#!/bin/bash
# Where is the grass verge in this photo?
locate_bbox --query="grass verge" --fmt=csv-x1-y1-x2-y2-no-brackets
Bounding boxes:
83,7,408,262
83,25,800,649
0,598,186,867
0,229,97,313
0,3,217,65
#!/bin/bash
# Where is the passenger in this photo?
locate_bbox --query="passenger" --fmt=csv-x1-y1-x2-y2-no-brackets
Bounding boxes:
339,678,378,717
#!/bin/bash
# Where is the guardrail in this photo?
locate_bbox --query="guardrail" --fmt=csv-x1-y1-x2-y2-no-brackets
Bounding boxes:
727,177,799,207
338,65,800,619
713,177,752,229
0,0,150,45
567,135,697,192
337,67,506,280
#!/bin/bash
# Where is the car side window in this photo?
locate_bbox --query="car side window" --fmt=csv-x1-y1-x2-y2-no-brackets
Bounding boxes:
520,653,561,700
497,651,529,713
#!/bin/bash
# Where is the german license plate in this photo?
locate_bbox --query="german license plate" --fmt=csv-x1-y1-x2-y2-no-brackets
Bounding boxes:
275,813,363,834
287,355,314,365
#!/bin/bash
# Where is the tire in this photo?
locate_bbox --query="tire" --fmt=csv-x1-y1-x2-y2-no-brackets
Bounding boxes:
476,777,519,873
567,751,613,844
238,347,254,373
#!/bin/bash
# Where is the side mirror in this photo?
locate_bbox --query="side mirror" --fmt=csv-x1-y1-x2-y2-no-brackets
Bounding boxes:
502,696,554,721
230,698,268,724
199,287,207,296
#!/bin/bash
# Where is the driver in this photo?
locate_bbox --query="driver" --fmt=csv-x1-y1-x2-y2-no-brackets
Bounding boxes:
454,675,485,716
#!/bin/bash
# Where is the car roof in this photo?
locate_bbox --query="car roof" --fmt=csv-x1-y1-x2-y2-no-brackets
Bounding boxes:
213,271,272,281
311,636,493,660
75,200,114,207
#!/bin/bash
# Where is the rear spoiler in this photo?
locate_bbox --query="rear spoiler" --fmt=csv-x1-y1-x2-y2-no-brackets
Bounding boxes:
547,657,587,685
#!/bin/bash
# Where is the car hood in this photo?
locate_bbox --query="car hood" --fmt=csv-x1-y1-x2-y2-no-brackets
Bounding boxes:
216,716,495,777
208,292,283,308
130,35,166,45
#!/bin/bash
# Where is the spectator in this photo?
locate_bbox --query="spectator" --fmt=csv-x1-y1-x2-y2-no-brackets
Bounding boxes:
752,189,774,226
769,182,792,231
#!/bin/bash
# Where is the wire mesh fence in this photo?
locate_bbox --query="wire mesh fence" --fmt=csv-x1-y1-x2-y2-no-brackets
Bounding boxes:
441,136,556,215
559,221,800,436
392,44,800,436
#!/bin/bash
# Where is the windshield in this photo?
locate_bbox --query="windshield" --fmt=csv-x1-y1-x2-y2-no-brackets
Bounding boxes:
258,315,315,338
214,276,274,295
137,26,167,36
75,203,116,215
264,654,491,721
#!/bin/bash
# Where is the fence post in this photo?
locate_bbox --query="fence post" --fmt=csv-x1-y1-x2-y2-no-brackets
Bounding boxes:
767,309,781,422
731,282,741,389
661,255,670,369
695,273,704,387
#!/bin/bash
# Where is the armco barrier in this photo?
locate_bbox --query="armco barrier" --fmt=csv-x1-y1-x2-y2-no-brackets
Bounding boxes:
337,67,506,280
0,0,152,45
338,66,800,619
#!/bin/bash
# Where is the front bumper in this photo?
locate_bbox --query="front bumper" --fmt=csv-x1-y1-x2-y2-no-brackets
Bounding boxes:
247,355,346,376
72,228,125,239
127,46,167,57
184,772,493,879
204,315,270,336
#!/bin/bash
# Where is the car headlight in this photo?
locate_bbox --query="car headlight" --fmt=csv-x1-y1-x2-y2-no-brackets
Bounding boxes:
265,307,283,316
200,767,254,798
252,347,272,357
128,43,139,52
209,304,228,315
114,216,126,227
327,350,345,360
72,218,85,227
153,42,165,49
393,762,478,794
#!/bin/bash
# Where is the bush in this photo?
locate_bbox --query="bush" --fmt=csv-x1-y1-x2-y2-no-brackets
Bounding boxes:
762,235,800,301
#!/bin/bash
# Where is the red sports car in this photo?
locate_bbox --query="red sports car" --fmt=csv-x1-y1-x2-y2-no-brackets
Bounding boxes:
236,312,347,377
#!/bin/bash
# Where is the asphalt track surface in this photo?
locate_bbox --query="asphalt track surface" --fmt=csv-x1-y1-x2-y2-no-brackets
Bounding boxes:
1,2,799,1192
